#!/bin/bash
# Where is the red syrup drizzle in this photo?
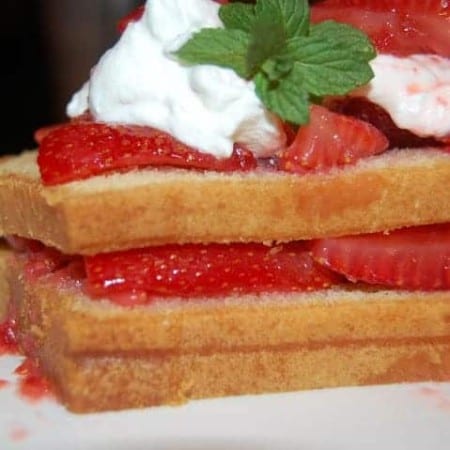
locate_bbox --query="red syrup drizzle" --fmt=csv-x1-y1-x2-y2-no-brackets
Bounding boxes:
1,315,54,402
0,315,17,389
9,425,29,442
0,317,19,355
14,358,53,403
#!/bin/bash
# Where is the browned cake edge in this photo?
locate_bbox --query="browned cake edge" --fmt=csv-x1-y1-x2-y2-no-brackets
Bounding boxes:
1,149,450,254
0,242,10,320
50,340,450,413
8,255,450,413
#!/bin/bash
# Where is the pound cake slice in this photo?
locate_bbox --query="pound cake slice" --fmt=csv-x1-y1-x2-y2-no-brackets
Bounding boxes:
1,0,450,414
1,145,450,412
8,253,450,412
0,242,10,320
1,149,450,254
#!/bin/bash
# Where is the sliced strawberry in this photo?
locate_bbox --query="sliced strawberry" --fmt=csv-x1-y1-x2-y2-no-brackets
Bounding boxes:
14,358,53,402
310,223,450,290
326,97,444,149
318,0,449,14
277,105,388,173
311,1,450,56
413,14,450,57
117,5,145,33
11,240,84,287
84,242,341,302
37,122,256,185
0,318,18,355
34,113,92,145
23,246,72,279
34,124,64,146
4,235,44,253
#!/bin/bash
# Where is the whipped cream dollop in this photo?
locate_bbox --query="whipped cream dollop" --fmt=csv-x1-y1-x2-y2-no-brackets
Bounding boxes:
355,54,450,139
67,0,284,158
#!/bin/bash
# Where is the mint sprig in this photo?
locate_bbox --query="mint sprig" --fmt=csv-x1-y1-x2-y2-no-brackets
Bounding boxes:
174,0,375,125
247,14,286,78
219,2,255,33
176,28,250,78
254,0,309,39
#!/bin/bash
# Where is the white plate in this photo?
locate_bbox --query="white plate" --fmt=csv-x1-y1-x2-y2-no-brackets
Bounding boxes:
1,355,449,450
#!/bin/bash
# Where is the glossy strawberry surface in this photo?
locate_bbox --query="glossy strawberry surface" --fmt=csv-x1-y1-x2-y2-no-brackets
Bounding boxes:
318,0,449,13
34,113,92,145
0,318,18,355
277,105,388,173
84,242,341,302
37,122,256,185
326,98,444,149
117,5,145,33
311,0,450,56
310,223,450,290
10,221,450,307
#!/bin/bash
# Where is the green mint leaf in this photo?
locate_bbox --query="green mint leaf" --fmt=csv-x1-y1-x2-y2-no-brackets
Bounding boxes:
278,21,375,97
261,58,293,81
245,0,309,80
175,1,377,126
255,0,310,39
311,21,376,60
247,14,286,77
254,70,310,124
175,28,250,79
219,3,256,33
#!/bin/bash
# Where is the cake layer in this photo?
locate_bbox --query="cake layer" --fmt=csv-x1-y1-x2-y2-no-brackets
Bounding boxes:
0,149,449,254
0,243,10,320
46,338,450,413
7,254,450,412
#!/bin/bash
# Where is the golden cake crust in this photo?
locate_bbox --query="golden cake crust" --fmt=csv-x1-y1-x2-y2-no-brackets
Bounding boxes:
0,149,449,254
0,242,10,320
8,256,450,412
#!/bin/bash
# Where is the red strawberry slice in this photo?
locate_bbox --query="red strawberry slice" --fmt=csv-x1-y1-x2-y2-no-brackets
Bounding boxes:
277,105,388,173
0,318,18,355
37,122,256,185
34,124,64,146
4,235,40,253
311,1,450,56
318,0,449,14
84,242,341,303
23,246,72,279
117,5,145,33
11,238,85,282
326,97,444,149
34,114,92,145
309,223,450,290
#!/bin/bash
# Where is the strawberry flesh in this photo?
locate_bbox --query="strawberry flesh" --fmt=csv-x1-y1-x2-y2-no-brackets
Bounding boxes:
37,122,257,185
9,222,450,306
34,113,92,145
317,0,449,14
38,1,449,184
84,242,341,302
277,105,388,173
311,1,450,57
310,223,450,290
326,97,444,149
117,5,145,33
